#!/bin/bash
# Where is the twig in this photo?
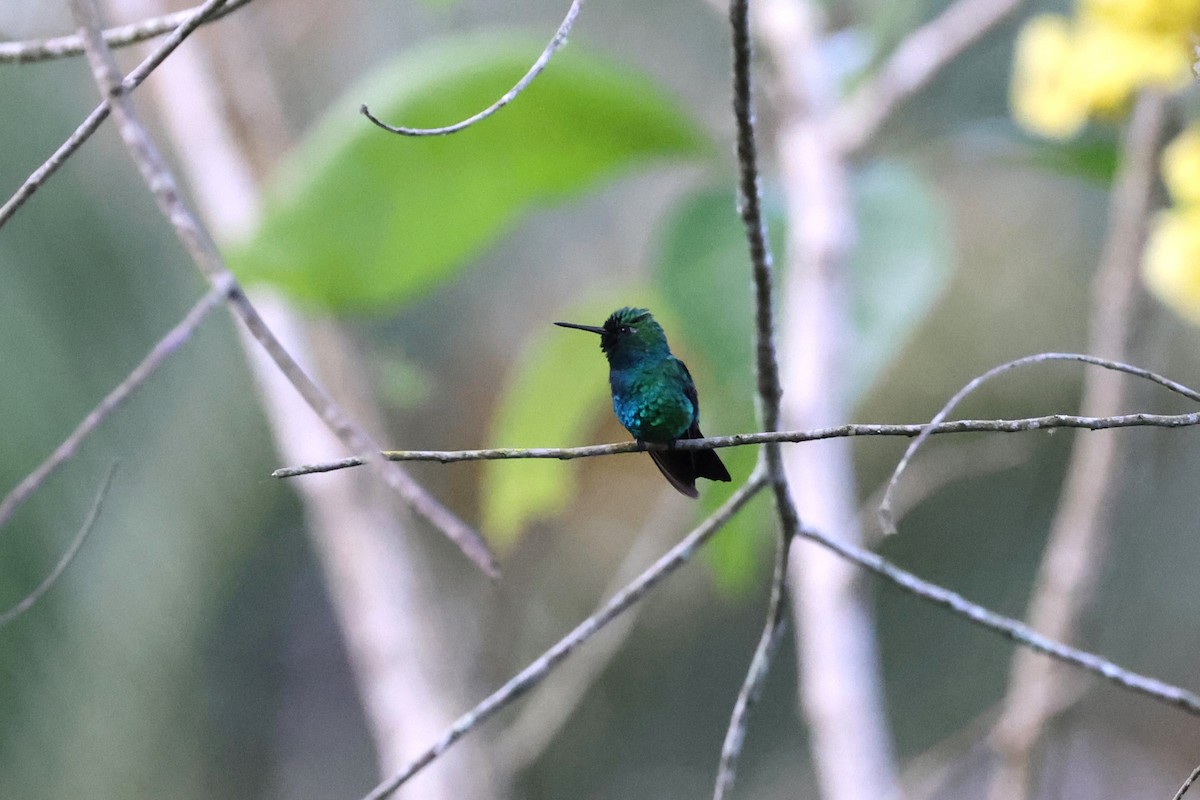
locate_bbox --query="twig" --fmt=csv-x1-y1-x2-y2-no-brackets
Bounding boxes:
0,0,251,63
273,407,1200,477
0,0,237,230
69,0,498,577
723,2,805,797
712,527,792,800
858,436,1036,546
730,0,785,438
359,472,769,800
360,0,584,136
879,351,1200,535
494,489,685,779
1174,764,1200,800
831,0,1024,154
989,89,1167,800
0,104,108,229
0,282,228,532
0,463,117,627
792,523,1200,715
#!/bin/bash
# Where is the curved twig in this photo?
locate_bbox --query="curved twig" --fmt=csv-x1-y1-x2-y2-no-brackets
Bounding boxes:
878,352,1200,535
360,0,584,137
988,89,1167,800
0,464,117,627
0,0,251,63
272,408,1200,477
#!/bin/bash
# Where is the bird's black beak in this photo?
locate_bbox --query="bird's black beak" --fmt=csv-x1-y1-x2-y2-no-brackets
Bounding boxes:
554,321,606,335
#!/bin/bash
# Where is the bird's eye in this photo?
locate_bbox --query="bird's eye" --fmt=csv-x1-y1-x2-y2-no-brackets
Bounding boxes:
622,325,635,334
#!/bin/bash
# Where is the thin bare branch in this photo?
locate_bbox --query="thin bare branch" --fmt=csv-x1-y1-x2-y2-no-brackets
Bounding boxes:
724,2,810,797
495,490,684,779
0,0,250,63
793,522,1200,716
273,407,1200,477
0,0,235,230
832,0,1024,154
0,282,228,532
0,463,117,627
712,528,792,800
1174,764,1200,800
879,351,1200,535
0,104,107,229
730,0,785,440
69,0,498,577
360,472,769,800
360,0,584,136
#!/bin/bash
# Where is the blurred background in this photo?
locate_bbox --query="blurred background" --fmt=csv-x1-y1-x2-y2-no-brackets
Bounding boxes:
3,0,1200,798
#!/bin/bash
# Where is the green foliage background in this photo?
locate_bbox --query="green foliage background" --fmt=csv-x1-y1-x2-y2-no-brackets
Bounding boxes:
4,1,1200,799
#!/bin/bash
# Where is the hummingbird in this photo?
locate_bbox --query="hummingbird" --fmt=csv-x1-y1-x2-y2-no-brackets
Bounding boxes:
555,307,731,498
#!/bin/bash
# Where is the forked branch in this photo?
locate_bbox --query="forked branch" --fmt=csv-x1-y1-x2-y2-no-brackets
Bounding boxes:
0,0,235,229
0,0,251,63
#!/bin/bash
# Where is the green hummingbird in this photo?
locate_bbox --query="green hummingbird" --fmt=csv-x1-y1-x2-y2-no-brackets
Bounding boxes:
555,307,731,498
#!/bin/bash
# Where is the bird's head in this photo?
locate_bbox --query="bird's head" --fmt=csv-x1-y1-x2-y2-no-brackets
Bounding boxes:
555,307,669,365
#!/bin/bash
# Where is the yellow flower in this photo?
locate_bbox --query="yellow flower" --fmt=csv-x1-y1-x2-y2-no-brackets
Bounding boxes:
1011,15,1090,139
1162,125,1200,205
1074,19,1193,113
1082,0,1200,38
1011,7,1197,139
1144,208,1200,324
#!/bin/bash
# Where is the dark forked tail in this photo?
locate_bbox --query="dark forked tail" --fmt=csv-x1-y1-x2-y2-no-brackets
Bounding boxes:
645,425,731,498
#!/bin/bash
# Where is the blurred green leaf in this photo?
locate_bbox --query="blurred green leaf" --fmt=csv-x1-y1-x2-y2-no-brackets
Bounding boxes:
655,187,782,592
373,349,433,411
656,187,763,398
1024,132,1119,184
482,298,627,548
845,160,954,405
699,443,767,593
969,118,1120,184
229,33,707,311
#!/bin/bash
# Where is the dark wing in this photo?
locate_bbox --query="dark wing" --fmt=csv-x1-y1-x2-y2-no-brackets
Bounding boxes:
673,358,731,484
675,358,703,437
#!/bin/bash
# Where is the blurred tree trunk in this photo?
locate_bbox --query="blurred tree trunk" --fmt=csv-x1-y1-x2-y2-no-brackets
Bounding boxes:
104,1,499,795
754,1,903,798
